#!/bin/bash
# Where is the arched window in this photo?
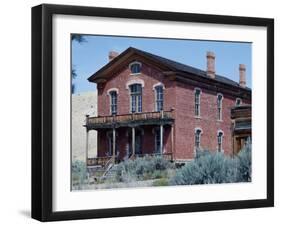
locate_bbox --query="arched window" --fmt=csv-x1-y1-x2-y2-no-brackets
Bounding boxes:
217,130,224,152
130,84,142,113
109,91,117,115
129,62,141,74
194,88,201,117
217,94,223,120
195,128,202,150
235,98,242,106
155,85,164,111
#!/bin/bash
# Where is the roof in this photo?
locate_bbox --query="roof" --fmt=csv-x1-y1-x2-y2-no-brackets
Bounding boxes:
88,47,251,91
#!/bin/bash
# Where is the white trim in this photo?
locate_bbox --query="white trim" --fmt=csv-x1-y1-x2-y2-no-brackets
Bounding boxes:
217,130,224,153
235,97,243,106
129,61,142,75
216,93,224,121
126,79,145,89
106,88,119,95
153,84,164,112
152,82,165,90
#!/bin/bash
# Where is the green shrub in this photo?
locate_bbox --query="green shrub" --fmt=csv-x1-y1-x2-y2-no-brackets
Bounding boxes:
170,146,251,186
72,160,87,189
114,156,174,182
153,178,169,186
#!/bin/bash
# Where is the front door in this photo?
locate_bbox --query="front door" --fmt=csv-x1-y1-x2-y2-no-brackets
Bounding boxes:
128,128,142,156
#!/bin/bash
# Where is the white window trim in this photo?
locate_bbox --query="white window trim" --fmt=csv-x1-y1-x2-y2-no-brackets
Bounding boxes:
194,88,202,118
235,98,242,106
106,88,119,95
153,84,164,112
128,83,143,113
129,61,142,75
217,130,224,153
126,79,145,89
217,93,224,121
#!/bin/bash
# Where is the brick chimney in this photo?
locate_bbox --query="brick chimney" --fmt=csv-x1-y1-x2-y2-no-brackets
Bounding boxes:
206,51,215,79
108,51,119,61
239,64,246,88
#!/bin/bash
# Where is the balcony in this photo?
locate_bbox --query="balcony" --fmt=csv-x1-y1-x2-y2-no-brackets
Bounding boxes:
86,110,174,129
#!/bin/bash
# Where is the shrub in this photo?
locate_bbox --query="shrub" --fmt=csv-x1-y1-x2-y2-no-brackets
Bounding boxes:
153,178,169,186
72,160,87,189
114,156,174,182
170,146,251,186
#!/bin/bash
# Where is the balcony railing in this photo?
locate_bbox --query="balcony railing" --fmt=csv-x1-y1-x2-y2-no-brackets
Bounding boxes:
86,110,174,129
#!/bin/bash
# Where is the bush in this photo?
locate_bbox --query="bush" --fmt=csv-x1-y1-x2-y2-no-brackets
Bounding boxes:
72,160,87,189
170,146,251,186
114,155,174,182
153,178,169,186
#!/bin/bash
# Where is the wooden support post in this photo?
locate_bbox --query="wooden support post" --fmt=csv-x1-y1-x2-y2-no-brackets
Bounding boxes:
171,124,174,160
112,128,116,163
132,127,135,156
160,124,163,154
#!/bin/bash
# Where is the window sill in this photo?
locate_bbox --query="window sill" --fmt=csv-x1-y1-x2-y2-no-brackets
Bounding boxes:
217,120,223,122
194,116,201,119
130,72,141,76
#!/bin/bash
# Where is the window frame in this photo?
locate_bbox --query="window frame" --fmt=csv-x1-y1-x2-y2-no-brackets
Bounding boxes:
109,90,118,115
129,61,142,75
129,84,142,113
154,85,164,112
194,88,202,117
194,128,202,150
217,93,224,121
217,130,224,152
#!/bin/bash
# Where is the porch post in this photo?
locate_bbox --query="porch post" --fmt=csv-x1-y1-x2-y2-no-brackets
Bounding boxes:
160,124,163,154
171,124,174,160
132,127,135,156
112,128,116,163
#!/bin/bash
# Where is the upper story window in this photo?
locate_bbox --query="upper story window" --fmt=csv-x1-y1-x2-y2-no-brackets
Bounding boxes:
235,98,242,106
155,85,164,111
217,131,224,152
217,94,223,121
130,84,142,113
195,128,202,150
194,88,201,117
109,91,117,115
129,61,142,75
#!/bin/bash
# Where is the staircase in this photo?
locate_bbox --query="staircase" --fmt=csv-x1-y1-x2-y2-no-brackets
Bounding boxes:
87,157,117,183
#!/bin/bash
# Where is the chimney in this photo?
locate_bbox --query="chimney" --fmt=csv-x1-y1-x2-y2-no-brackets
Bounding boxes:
108,51,119,61
239,64,246,88
206,51,215,79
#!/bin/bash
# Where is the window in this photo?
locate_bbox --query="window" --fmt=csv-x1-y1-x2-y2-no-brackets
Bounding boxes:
109,91,117,115
130,62,141,74
217,94,223,120
155,85,164,111
130,84,142,113
194,88,201,117
217,131,224,152
235,98,242,106
195,128,202,150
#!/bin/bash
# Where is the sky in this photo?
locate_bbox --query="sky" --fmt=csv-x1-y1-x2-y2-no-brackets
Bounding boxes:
72,35,252,94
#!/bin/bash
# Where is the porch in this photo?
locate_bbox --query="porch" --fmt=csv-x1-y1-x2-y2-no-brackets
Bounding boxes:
85,110,175,167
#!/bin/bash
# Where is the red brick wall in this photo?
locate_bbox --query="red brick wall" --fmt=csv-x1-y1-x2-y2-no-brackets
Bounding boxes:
97,62,176,116
96,60,250,160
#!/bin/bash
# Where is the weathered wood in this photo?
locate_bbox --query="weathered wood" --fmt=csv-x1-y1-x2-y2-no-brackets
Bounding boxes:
86,110,174,130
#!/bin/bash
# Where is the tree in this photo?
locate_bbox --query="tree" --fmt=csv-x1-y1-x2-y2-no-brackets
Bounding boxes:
72,34,86,93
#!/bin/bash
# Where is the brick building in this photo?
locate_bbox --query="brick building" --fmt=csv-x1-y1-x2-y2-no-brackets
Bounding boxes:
85,47,251,164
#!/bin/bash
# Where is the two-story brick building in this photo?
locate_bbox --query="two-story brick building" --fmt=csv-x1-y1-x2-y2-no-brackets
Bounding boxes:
85,47,251,164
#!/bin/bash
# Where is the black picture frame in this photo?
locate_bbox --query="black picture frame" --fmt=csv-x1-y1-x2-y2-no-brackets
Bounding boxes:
31,4,274,222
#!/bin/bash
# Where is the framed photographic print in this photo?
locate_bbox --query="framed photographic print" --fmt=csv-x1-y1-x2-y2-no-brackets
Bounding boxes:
31,4,274,221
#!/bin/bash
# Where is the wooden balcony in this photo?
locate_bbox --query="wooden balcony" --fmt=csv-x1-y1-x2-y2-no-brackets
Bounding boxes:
86,110,174,129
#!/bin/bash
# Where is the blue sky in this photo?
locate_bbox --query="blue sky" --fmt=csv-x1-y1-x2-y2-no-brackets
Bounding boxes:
72,35,252,94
